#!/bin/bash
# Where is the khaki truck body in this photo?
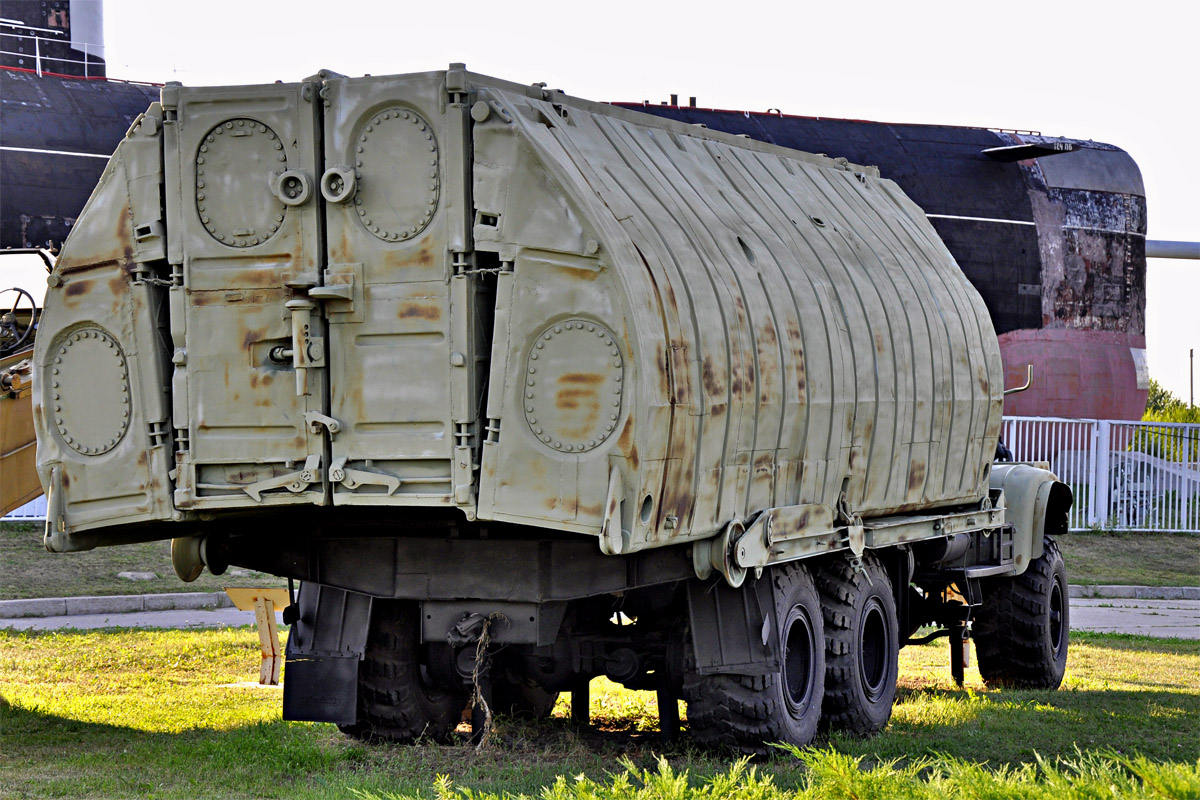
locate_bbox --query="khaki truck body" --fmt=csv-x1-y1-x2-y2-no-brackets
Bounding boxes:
32,66,1073,749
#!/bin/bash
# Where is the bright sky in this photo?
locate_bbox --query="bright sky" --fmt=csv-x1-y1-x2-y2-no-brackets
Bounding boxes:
96,0,1199,403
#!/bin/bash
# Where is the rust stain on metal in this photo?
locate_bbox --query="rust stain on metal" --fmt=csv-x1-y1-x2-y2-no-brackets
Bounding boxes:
397,303,441,321
107,272,128,296
64,279,93,298
559,372,605,385
555,387,597,410
907,460,926,494
577,501,603,517
617,418,635,450
416,243,434,267
702,355,724,397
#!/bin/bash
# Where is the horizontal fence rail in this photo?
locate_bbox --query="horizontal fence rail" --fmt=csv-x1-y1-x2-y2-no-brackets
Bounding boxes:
7,419,1198,532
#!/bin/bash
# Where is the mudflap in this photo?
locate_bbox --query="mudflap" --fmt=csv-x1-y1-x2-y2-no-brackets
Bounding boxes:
282,583,373,724
686,573,780,675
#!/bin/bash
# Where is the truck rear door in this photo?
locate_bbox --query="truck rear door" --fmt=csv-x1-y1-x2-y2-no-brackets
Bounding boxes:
317,71,476,510
165,81,328,509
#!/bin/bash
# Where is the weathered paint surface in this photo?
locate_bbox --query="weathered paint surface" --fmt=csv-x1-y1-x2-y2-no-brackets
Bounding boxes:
621,106,1148,421
32,68,1004,554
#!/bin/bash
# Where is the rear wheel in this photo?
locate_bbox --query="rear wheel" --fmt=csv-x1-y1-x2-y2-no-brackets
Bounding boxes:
816,553,899,736
974,537,1069,689
683,562,825,753
337,600,468,743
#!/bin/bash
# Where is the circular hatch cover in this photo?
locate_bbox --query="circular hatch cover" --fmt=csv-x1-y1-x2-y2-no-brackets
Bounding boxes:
352,108,440,242
195,118,288,248
49,328,131,456
524,320,625,453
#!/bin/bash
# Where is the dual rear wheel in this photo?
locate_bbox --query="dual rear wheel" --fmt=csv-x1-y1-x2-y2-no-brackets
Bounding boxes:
683,553,900,752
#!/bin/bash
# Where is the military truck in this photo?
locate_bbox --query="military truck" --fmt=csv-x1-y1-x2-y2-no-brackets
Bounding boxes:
32,65,1072,751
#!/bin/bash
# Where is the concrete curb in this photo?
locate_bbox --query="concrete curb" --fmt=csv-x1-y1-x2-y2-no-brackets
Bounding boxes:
1,585,1197,619
1069,585,1200,601
0,592,235,619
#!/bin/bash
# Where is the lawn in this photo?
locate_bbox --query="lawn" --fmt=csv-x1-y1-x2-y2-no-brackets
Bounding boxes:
0,522,286,600
1057,531,1200,587
1,626,1196,799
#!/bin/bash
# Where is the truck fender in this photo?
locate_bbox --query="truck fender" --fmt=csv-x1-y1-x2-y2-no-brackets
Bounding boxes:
989,463,1072,576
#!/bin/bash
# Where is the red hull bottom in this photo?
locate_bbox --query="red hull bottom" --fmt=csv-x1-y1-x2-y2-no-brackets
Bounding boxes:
999,329,1148,420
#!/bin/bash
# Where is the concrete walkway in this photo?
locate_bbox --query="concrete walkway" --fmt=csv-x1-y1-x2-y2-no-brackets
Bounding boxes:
1,586,1199,638
1070,598,1200,639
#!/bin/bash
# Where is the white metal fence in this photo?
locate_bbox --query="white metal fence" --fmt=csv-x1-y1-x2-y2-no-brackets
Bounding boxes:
1001,417,1200,532
3,493,46,522
6,418,1198,531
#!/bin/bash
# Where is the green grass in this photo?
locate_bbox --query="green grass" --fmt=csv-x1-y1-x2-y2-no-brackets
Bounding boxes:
1058,531,1200,587
1,627,1197,798
0,522,285,600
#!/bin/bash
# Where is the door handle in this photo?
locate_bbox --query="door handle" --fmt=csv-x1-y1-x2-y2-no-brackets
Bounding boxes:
285,298,323,396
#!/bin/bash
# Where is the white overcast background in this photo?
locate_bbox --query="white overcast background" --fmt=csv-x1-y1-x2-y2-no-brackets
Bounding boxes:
96,0,1199,403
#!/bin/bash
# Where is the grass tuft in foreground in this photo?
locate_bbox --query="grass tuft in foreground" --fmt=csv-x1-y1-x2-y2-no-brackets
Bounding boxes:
352,750,1200,800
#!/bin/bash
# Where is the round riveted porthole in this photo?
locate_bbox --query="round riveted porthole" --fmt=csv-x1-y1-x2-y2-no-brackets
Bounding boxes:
49,328,131,456
524,320,624,453
353,108,440,242
195,118,288,248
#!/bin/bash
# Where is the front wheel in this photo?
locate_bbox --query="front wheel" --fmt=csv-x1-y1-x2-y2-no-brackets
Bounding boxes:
683,562,825,753
974,536,1069,689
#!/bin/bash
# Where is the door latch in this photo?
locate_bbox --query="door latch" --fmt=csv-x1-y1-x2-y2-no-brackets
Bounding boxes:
328,456,401,495
243,454,323,502
303,411,342,436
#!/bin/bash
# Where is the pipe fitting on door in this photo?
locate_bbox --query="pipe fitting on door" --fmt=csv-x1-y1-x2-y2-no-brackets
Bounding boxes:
270,169,313,206
320,166,357,203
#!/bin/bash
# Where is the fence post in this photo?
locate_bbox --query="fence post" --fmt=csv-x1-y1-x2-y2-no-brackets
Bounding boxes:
1093,420,1112,529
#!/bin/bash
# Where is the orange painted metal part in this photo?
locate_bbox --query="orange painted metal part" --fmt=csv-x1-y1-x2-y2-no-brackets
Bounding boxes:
1,348,39,516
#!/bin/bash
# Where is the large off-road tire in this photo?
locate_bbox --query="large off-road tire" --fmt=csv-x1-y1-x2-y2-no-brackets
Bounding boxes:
337,600,468,743
815,552,899,736
974,536,1069,689
682,562,825,753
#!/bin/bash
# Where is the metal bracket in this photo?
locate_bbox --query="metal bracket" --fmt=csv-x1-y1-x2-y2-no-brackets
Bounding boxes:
694,520,748,588
308,282,353,302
